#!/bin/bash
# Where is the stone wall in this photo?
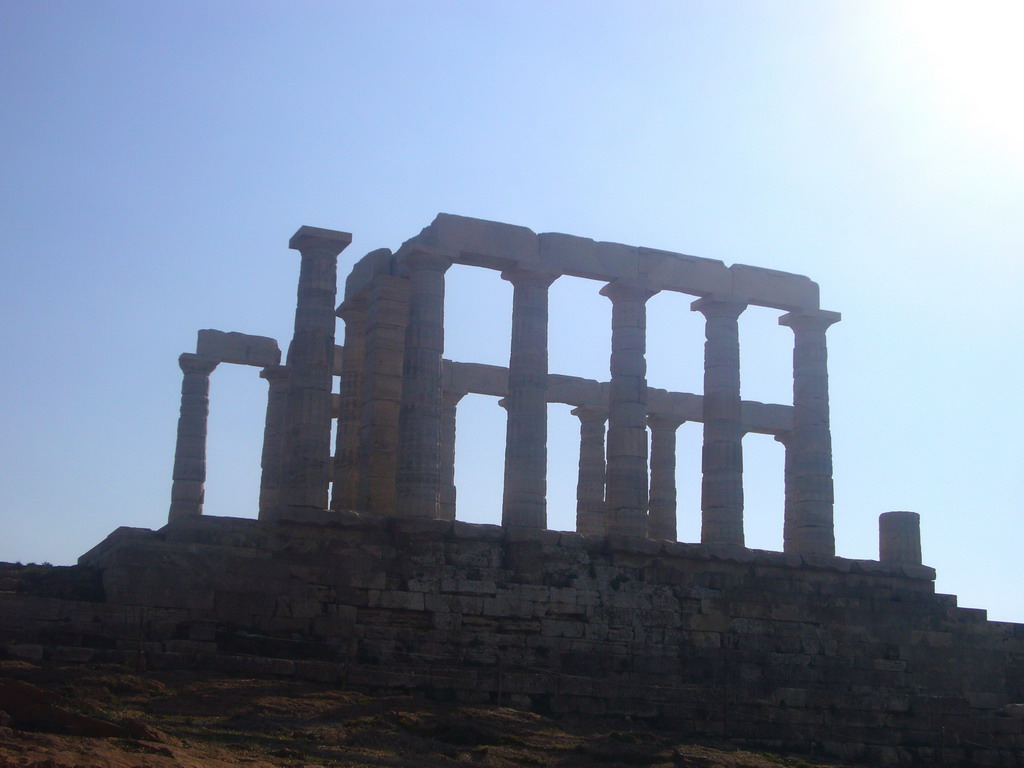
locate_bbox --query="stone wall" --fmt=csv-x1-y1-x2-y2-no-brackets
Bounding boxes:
3,514,1023,765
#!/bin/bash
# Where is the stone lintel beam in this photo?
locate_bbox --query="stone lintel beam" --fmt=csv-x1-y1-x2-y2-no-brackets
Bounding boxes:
440,360,793,434
196,329,281,367
405,214,821,311
394,243,456,274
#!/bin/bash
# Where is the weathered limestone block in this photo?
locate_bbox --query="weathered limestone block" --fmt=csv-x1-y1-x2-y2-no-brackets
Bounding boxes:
729,264,820,311
414,213,538,268
638,246,730,295
539,233,639,283
196,329,281,367
879,511,922,565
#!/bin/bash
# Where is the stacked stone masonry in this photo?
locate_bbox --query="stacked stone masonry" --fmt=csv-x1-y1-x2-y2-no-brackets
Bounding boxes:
5,214,1022,766
165,214,837,544
2,516,1023,766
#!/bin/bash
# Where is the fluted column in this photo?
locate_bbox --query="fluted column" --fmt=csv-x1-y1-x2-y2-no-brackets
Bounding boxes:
778,309,841,555
773,431,796,550
572,406,607,536
648,413,685,541
879,511,922,564
440,389,467,521
168,353,219,522
358,273,409,516
692,296,747,547
277,226,352,515
257,364,289,518
395,249,451,518
501,269,558,528
601,282,657,537
331,298,366,512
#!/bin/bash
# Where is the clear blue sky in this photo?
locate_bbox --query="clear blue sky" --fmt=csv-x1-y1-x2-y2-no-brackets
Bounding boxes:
2,1,1021,622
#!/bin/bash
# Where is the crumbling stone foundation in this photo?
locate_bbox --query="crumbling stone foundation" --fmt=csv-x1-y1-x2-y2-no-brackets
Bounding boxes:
3,514,1023,765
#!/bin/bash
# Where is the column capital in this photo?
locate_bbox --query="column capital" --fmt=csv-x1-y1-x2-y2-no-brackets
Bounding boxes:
289,225,352,257
691,294,747,319
600,280,657,304
398,246,452,274
442,389,468,407
571,405,608,423
773,430,793,447
500,268,559,289
260,364,289,383
778,308,841,332
179,353,218,376
647,412,686,431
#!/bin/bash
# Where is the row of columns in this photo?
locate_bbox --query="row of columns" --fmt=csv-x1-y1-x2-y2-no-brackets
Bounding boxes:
167,228,842,557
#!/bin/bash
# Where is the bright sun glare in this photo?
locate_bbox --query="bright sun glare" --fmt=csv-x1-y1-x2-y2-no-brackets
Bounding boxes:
896,1,1024,159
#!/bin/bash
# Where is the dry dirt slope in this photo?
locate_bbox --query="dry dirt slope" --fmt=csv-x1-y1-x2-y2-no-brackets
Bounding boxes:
0,660,857,768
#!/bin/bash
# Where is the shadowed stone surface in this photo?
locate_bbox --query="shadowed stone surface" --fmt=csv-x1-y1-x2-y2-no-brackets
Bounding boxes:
77,213,1019,764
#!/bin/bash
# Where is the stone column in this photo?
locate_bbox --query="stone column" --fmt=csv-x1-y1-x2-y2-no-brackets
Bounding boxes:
358,274,409,516
778,309,841,556
395,249,451,518
168,353,219,522
277,226,352,515
257,364,289,518
439,389,467,521
879,511,922,564
648,413,685,541
692,296,747,547
331,297,366,512
572,406,607,536
501,269,558,528
601,282,657,538
773,431,796,551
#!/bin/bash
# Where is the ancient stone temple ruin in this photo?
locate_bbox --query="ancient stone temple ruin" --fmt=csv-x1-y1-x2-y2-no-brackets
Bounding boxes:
171,215,843,553
3,215,1023,766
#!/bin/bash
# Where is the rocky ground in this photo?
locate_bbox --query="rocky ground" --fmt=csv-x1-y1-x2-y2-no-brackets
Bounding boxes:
0,659,857,768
